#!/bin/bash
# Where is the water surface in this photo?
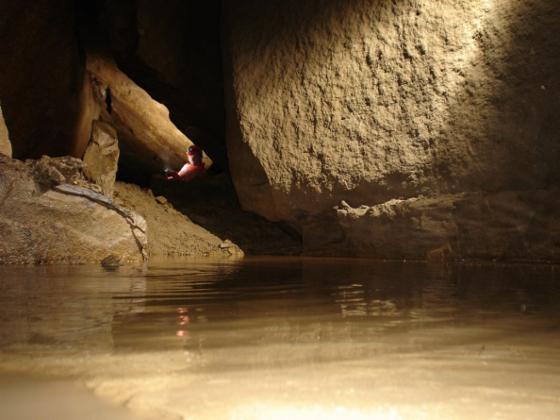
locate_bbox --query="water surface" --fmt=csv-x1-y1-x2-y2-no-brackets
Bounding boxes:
0,258,559,419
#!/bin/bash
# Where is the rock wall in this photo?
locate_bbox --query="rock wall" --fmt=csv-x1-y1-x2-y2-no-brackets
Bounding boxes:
331,190,560,262
224,0,560,258
0,0,83,158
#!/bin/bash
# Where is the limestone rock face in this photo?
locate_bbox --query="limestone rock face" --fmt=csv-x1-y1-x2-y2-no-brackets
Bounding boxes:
83,121,120,197
0,155,147,265
224,0,560,259
0,104,12,158
224,0,560,218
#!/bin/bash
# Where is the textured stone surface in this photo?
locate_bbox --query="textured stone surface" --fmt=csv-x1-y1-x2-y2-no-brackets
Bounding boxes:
0,155,146,265
330,191,560,262
114,182,244,259
224,0,560,259
83,121,120,197
0,104,11,158
224,0,560,219
83,54,211,174
150,174,303,256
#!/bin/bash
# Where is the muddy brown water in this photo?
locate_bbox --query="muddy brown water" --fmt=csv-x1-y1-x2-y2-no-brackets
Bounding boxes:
0,258,559,419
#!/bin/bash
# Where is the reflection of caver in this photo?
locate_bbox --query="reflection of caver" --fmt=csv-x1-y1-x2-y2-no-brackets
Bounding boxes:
176,307,190,337
165,145,206,182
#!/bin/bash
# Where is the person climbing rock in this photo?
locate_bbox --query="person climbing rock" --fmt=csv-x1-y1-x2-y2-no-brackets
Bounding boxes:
165,145,206,182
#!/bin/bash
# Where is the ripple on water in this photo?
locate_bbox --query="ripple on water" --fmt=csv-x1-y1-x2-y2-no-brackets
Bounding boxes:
0,259,559,419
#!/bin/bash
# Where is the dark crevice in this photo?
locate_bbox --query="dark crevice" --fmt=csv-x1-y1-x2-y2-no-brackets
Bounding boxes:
105,87,112,114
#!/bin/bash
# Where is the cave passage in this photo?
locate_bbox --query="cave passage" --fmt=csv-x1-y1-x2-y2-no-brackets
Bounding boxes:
1,1,560,418
74,0,228,185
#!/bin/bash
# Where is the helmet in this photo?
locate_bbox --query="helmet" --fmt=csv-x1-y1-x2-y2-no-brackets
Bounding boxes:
187,145,202,156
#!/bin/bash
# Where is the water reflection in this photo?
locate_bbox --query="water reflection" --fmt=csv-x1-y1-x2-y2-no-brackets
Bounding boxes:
0,260,559,419
104,260,560,370
0,266,147,351
1,260,558,355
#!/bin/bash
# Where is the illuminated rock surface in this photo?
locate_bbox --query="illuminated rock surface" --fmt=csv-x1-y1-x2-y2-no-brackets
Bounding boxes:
0,155,147,265
224,0,560,258
332,191,560,261
0,154,243,263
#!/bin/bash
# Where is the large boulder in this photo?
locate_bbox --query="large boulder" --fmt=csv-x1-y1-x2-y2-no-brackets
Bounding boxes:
0,155,147,265
223,0,560,258
0,104,11,158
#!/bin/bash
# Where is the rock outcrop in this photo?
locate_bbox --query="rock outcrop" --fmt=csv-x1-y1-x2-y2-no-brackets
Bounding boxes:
0,104,12,158
223,0,560,259
83,121,120,197
0,155,147,265
330,191,560,262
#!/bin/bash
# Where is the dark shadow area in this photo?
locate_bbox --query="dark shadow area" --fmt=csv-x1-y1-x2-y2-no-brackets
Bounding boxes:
73,0,299,254
149,175,302,256
75,0,227,181
0,0,84,158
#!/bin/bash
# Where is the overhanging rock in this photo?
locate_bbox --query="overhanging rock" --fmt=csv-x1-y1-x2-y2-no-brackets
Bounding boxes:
77,54,212,173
